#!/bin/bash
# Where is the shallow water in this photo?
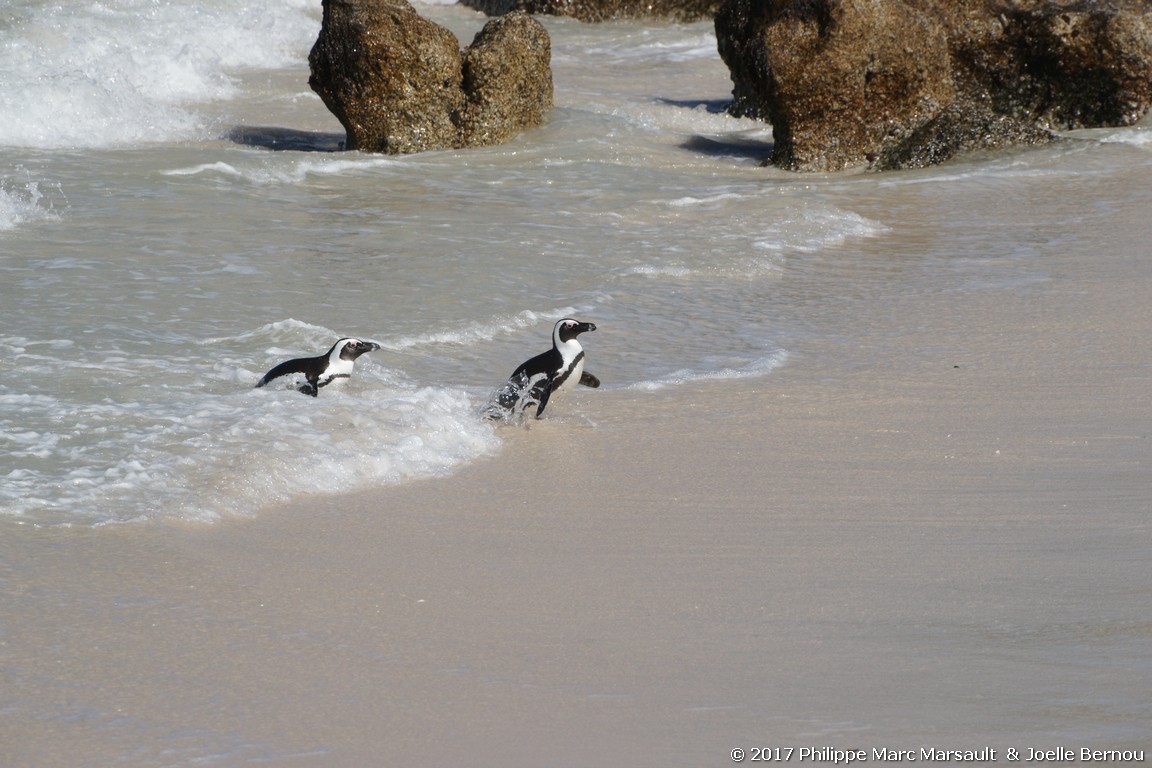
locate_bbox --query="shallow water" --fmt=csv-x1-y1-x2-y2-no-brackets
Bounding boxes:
2,0,1151,525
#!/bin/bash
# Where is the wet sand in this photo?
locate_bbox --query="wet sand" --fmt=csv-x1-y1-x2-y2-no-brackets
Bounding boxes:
4,194,1151,765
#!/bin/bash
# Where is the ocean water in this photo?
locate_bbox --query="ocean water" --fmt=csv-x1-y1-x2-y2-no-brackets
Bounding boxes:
2,0,1149,526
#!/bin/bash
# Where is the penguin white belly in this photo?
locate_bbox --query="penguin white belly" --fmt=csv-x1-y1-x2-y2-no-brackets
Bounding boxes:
320,358,355,386
553,355,584,398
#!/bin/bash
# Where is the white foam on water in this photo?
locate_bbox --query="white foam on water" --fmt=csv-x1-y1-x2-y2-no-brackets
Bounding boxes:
1095,125,1152,147
163,155,402,186
0,0,320,149
628,349,790,390
0,325,500,526
666,191,755,208
621,264,697,278
0,178,60,231
564,28,721,66
619,196,887,278
381,307,581,351
751,206,890,254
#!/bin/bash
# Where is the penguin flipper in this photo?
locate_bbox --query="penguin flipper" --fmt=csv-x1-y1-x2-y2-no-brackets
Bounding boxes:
579,372,600,388
534,376,556,418
255,357,311,389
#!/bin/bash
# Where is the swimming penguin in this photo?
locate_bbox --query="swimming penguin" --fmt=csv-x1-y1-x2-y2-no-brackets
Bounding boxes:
255,337,380,397
486,318,600,419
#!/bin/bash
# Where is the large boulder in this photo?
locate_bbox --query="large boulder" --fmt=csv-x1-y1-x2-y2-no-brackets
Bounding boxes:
716,0,1152,172
942,0,1152,130
308,0,552,153
717,0,956,172
459,11,554,147
460,0,722,23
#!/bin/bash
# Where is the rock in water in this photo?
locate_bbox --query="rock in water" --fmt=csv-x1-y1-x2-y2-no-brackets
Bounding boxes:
308,0,462,153
716,0,956,173
715,0,1152,172
308,0,552,154
459,11,553,148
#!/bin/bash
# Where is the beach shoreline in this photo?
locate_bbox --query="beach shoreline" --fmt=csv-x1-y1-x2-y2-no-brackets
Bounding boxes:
5,218,1150,764
6,3,1152,761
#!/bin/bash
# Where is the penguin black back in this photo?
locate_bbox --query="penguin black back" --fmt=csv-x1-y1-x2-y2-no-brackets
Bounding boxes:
255,337,379,397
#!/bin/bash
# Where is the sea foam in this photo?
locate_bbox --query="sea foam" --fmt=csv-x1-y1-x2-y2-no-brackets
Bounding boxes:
629,350,790,390
0,0,320,149
1,325,499,526
0,179,59,230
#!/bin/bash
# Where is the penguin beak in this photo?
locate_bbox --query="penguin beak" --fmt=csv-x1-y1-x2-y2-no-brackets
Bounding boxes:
352,341,380,357
579,322,596,334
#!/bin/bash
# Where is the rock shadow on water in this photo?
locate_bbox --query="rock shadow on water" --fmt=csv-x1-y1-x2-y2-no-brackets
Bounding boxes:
655,98,774,164
226,126,346,153
680,134,773,164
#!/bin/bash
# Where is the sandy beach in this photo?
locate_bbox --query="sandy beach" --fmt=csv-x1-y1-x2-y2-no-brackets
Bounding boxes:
5,187,1150,766
6,2,1152,761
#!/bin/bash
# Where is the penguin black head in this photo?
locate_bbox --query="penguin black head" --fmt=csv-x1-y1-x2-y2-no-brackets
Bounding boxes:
335,337,381,361
554,318,596,346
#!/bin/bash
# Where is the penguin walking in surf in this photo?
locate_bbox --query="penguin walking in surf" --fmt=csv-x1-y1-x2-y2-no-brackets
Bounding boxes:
485,318,600,420
255,337,380,397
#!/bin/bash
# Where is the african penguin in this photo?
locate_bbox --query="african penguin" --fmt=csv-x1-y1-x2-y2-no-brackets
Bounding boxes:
487,318,600,419
255,337,380,397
